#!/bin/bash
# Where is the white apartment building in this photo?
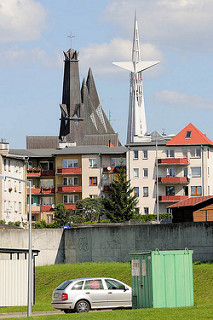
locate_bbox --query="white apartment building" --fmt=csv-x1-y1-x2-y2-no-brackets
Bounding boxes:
0,140,27,224
127,123,213,215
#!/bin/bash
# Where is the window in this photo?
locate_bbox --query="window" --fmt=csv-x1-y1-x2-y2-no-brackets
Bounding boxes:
143,187,149,197
143,150,148,159
89,177,97,186
185,131,191,138
191,186,202,196
41,197,54,205
89,195,98,199
208,167,210,176
4,158,6,171
63,194,79,204
134,187,139,197
105,279,125,290
144,207,149,214
63,159,78,168
40,179,54,188
4,200,6,212
191,167,201,177
89,159,98,168
28,161,33,169
191,148,201,158
166,186,175,196
14,201,17,213
183,149,188,158
183,167,188,177
19,202,22,214
133,150,138,159
166,149,174,158
63,177,78,186
167,168,175,177
47,214,53,224
84,279,104,290
19,181,22,193
110,158,126,167
133,168,139,178
72,281,84,290
143,168,148,178
208,186,210,195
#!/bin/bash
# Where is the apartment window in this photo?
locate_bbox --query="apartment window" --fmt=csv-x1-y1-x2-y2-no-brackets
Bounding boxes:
4,158,6,171
166,186,175,196
134,187,139,197
41,197,54,205
110,158,126,166
47,214,53,224
63,177,78,186
40,161,54,170
89,195,98,199
28,161,33,169
183,149,188,158
63,194,79,204
8,159,11,172
208,167,210,176
19,181,22,193
4,179,7,192
191,186,202,196
143,150,148,159
14,201,17,213
143,187,149,197
191,148,201,158
4,200,6,212
19,202,22,214
133,168,139,178
166,149,174,158
208,148,210,159
208,186,210,195
63,159,78,168
89,159,98,168
89,177,97,186
143,168,148,178
40,179,54,188
167,168,175,177
183,167,188,177
133,150,139,159
144,207,149,214
191,167,201,177
185,131,191,138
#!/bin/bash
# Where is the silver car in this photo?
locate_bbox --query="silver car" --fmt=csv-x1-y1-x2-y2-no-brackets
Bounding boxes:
51,277,132,313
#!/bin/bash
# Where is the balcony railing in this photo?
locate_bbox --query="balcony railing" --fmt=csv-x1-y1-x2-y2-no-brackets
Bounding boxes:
57,168,82,174
27,187,55,194
57,186,82,192
27,204,54,212
64,204,76,210
159,195,189,202
158,177,189,184
158,158,189,165
102,166,126,173
27,168,55,177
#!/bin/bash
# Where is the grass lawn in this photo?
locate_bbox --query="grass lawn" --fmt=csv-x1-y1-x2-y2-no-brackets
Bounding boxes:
0,262,212,319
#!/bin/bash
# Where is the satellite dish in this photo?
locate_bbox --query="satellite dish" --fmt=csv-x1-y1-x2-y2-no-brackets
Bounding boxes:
107,166,111,171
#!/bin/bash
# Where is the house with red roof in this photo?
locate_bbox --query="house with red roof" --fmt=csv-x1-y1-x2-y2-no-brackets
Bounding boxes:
126,123,213,215
168,196,213,222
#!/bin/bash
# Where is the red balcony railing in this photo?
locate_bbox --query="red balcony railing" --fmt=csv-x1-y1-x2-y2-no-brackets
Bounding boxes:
102,166,126,173
159,195,189,202
41,170,55,176
27,187,55,194
57,168,82,174
158,177,189,184
158,158,189,165
41,205,53,211
64,204,76,210
27,169,55,177
57,186,82,192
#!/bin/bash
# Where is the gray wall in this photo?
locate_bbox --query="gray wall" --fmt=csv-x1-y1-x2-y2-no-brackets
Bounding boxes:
64,222,213,263
0,222,212,266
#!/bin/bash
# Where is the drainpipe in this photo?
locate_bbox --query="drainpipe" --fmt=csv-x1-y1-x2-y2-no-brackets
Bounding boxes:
201,145,204,196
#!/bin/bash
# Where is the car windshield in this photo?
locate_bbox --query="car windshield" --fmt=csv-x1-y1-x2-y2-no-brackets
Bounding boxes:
57,280,73,290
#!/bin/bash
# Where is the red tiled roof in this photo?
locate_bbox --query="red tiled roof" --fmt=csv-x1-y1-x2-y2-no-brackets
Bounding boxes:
166,123,213,146
168,196,213,208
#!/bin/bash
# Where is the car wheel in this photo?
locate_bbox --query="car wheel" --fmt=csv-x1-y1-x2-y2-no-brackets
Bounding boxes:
75,300,90,313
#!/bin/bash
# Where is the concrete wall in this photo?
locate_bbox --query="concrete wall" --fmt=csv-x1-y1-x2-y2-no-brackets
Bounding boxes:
0,222,212,266
64,222,213,263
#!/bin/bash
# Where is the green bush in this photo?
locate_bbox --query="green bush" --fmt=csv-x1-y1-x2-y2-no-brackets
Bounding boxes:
134,213,172,222
0,220,5,224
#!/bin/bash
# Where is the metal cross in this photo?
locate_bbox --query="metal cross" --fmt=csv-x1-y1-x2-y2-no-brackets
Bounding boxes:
67,33,75,48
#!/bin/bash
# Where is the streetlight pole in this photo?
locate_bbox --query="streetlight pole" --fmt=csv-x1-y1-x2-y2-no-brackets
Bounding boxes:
0,175,32,317
155,139,159,224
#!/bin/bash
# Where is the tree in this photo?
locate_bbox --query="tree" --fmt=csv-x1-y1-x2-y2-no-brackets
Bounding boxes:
103,165,138,222
54,203,73,227
76,198,106,222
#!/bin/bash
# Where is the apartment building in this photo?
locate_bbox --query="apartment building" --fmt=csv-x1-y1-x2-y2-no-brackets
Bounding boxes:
127,123,213,215
10,146,126,223
0,141,27,223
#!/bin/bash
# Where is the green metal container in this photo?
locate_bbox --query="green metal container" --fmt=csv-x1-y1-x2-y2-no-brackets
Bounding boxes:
130,249,194,309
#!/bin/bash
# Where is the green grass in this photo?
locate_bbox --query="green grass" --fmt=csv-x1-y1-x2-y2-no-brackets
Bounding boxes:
0,262,212,319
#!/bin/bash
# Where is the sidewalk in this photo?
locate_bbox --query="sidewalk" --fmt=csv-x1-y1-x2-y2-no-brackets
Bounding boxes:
0,311,63,319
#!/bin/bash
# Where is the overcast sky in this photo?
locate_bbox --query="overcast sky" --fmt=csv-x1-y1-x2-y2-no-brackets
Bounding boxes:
1,0,213,148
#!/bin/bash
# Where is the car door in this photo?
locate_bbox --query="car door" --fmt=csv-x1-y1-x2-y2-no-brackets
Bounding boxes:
83,279,108,308
105,279,132,308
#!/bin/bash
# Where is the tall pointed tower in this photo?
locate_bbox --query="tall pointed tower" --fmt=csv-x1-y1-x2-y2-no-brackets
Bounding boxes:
113,15,160,144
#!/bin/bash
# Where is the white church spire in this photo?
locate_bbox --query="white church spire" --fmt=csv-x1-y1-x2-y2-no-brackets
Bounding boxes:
113,15,159,143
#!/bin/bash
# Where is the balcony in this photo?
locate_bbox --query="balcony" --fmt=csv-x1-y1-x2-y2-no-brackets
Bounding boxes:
27,205,40,213
158,158,189,165
41,205,54,212
57,186,82,192
57,168,82,174
64,204,76,210
27,168,55,177
27,187,55,194
159,195,189,202
102,166,126,173
158,177,189,184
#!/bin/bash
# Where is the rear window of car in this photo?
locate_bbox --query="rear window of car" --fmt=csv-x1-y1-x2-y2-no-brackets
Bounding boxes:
57,280,73,290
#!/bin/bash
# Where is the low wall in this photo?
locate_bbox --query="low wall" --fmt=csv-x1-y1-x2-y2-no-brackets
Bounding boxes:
64,222,213,263
0,222,212,265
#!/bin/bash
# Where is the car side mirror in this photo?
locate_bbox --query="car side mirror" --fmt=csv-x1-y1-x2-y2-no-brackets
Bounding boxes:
124,286,129,291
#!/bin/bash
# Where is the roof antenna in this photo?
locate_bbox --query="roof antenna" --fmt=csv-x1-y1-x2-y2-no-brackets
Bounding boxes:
108,110,111,148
